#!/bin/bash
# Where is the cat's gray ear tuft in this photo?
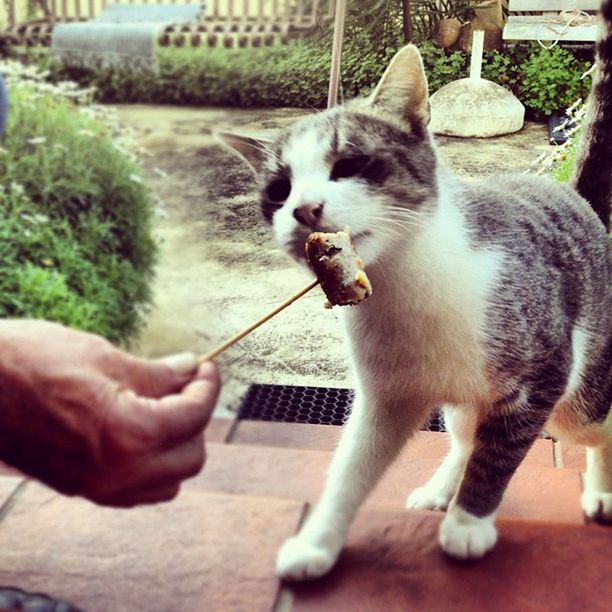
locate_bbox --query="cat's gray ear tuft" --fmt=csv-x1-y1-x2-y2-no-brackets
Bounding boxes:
215,131,272,173
369,45,430,127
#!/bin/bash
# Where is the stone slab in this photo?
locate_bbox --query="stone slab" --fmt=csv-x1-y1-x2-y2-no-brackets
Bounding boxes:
291,510,612,612
0,483,304,612
230,421,343,451
229,425,554,467
190,443,582,523
206,417,236,443
0,476,23,511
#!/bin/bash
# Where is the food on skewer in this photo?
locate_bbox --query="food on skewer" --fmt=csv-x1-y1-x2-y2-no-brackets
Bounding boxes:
305,229,372,308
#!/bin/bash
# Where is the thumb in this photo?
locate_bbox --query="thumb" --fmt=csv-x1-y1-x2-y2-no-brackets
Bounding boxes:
125,352,199,398
123,362,222,448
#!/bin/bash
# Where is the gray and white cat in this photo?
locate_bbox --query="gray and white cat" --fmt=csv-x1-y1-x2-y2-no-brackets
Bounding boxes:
220,3,611,580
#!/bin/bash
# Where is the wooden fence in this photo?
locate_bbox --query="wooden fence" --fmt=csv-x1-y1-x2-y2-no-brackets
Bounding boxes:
0,0,334,48
1,0,333,28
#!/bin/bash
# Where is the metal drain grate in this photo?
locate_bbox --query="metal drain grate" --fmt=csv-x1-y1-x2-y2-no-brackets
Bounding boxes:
236,384,445,431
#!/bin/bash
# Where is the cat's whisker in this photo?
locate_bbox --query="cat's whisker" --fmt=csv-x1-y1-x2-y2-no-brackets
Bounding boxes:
368,219,421,241
384,212,426,224
365,216,425,234
385,216,426,228
378,216,426,232
386,206,425,220
256,141,282,163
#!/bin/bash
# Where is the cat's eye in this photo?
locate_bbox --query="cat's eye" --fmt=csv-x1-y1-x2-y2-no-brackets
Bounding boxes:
331,156,371,180
266,177,291,202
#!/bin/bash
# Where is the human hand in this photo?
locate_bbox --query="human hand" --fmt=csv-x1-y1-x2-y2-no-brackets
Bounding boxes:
0,320,221,507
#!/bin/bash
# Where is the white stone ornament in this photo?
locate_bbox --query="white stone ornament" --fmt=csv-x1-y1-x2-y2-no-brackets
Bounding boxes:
429,31,525,138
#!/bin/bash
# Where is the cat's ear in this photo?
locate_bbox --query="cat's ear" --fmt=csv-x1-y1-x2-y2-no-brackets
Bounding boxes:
369,44,430,127
215,131,272,173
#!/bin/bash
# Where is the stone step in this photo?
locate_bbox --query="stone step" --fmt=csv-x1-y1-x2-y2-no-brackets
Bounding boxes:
289,509,612,612
0,439,602,612
230,420,343,452
0,475,23,508
191,442,584,524
206,416,236,443
228,420,556,467
0,482,304,612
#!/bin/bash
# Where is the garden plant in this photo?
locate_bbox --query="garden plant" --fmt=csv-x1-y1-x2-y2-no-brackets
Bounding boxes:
27,35,592,120
0,62,157,344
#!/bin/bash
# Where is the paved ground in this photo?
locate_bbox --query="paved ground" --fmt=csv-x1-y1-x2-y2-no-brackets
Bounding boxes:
116,105,550,415
2,422,608,612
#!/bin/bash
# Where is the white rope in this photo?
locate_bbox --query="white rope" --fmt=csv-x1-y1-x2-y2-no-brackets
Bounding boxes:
536,9,596,49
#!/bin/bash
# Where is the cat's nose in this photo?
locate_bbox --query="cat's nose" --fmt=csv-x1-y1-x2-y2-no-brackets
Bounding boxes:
293,201,324,228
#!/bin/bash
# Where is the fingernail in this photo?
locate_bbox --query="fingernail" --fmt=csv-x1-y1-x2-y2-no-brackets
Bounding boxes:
162,352,197,375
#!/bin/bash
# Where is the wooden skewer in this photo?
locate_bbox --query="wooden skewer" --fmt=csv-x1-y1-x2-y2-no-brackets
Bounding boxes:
198,279,319,363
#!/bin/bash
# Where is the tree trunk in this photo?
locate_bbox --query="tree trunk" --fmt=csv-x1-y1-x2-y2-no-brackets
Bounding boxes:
401,0,412,44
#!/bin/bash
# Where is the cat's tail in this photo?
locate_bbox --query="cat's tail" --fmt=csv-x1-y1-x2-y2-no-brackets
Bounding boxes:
571,0,612,231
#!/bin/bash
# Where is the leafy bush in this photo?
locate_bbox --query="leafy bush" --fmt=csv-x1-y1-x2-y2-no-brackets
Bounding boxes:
517,46,592,118
419,42,468,93
0,63,157,344
36,34,396,108
481,46,529,92
14,264,100,330
30,38,593,118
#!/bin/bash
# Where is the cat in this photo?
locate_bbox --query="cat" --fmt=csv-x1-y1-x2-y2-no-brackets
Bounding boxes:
219,1,611,581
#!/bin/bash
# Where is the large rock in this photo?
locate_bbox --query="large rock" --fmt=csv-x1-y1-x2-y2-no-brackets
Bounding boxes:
429,77,525,138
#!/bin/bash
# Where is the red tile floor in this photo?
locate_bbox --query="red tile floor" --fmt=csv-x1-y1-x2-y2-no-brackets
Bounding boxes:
0,420,609,612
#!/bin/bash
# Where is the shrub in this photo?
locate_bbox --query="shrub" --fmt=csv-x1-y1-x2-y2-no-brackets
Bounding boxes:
517,46,592,118
481,46,529,92
36,35,394,108
29,39,592,118
419,42,468,93
0,63,157,344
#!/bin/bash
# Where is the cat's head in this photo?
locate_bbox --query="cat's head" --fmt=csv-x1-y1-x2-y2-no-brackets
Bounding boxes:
218,45,437,264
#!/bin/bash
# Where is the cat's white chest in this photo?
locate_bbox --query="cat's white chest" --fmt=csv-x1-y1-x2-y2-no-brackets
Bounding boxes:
341,199,504,407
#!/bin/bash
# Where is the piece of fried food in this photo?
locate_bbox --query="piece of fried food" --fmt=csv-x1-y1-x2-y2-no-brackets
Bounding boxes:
305,229,372,307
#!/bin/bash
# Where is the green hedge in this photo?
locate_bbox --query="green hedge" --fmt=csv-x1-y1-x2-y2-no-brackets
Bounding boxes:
0,69,157,344
34,37,593,119
38,32,393,108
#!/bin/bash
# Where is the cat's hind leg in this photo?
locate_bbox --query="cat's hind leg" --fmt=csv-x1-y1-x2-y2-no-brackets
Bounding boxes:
547,394,612,523
277,392,428,581
407,405,477,511
440,387,555,560
582,419,612,522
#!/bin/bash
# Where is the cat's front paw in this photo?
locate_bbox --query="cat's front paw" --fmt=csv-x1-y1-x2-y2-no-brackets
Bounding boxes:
406,485,452,511
581,490,612,523
276,536,338,581
439,506,498,560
